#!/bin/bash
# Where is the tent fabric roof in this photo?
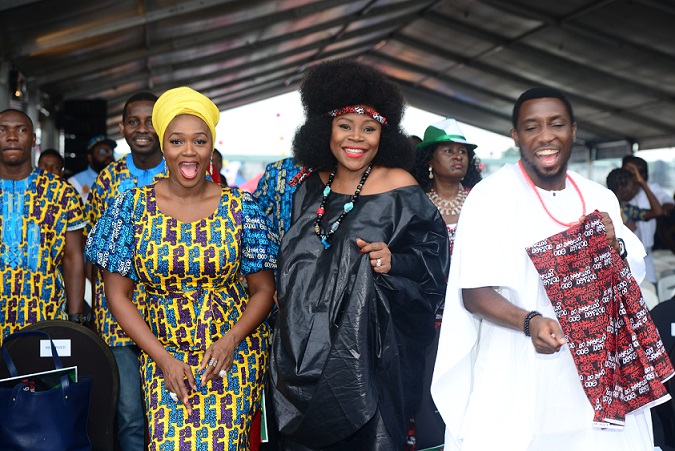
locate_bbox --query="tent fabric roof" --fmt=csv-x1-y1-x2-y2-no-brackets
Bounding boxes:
3,0,675,150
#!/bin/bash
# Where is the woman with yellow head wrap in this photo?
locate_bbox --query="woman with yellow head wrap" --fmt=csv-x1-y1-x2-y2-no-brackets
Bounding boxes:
152,86,220,151
85,86,278,450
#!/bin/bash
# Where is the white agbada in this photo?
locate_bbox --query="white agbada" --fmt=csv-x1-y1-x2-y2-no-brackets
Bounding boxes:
431,163,653,451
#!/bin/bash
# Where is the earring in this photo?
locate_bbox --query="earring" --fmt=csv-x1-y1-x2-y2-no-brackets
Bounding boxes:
209,158,213,176
428,165,434,179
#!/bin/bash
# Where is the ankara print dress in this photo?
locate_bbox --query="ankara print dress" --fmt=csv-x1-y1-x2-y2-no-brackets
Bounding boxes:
84,154,167,347
85,184,278,451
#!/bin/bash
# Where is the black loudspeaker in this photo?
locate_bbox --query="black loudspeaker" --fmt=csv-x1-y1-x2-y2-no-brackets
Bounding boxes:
58,99,107,177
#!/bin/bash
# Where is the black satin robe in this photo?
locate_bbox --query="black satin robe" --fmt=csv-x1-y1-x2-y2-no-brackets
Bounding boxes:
270,174,449,449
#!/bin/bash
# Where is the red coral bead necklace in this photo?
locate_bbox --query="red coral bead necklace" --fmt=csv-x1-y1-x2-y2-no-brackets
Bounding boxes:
518,160,586,227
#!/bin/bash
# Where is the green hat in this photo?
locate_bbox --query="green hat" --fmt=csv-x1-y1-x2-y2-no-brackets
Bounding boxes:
416,119,477,151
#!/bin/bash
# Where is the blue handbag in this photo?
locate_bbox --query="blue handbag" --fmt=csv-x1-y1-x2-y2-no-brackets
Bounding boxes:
0,330,92,451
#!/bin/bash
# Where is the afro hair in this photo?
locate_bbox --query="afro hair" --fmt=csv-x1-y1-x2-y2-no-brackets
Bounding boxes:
292,59,414,171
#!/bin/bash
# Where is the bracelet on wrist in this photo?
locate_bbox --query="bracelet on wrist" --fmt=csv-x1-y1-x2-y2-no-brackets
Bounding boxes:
524,310,542,337
68,313,89,324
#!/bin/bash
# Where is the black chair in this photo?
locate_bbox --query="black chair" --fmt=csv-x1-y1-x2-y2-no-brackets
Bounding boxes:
650,297,675,354
0,320,119,451
648,299,675,449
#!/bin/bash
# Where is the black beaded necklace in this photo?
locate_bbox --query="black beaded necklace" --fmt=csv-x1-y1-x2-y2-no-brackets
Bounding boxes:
314,164,373,249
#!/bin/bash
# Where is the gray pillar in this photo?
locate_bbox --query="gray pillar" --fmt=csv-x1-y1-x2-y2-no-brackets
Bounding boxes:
0,61,9,109
26,80,40,164
26,81,39,123
41,114,59,151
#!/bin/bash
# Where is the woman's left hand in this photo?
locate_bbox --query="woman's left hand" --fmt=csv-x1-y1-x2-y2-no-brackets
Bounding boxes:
198,333,237,384
356,238,391,274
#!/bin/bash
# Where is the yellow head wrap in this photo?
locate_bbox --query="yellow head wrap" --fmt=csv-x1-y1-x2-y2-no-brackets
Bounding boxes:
152,87,220,150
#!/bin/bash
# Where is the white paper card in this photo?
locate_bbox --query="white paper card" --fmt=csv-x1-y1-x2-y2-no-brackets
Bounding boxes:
0,366,78,387
39,339,72,357
671,323,675,337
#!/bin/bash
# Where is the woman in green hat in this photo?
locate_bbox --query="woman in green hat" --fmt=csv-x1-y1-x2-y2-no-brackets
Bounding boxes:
409,118,482,451
414,118,482,250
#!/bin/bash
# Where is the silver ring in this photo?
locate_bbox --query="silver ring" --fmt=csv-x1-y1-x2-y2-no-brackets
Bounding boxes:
219,369,227,378
169,392,178,402
209,358,218,367
376,258,382,267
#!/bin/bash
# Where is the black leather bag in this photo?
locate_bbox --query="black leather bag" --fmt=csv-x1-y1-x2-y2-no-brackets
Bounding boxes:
0,330,92,451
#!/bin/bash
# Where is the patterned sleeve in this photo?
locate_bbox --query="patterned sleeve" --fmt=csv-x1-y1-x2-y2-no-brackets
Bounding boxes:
64,182,87,232
240,191,279,275
84,177,104,236
623,203,648,222
84,189,140,282
252,162,277,216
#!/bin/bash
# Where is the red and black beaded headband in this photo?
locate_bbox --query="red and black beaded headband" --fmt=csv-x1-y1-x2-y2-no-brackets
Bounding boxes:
326,105,388,125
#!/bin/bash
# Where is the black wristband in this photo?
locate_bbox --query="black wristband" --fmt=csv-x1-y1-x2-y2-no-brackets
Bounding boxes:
68,313,88,324
524,310,542,337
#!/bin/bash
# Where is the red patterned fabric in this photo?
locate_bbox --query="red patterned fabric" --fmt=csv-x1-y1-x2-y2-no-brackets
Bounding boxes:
325,105,388,125
250,409,261,451
208,164,222,185
526,210,673,428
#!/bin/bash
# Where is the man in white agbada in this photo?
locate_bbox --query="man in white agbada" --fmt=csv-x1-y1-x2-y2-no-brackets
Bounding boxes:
431,87,655,451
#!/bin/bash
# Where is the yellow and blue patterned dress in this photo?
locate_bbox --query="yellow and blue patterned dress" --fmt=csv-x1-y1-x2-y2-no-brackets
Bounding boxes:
0,169,85,344
85,183,278,450
84,154,167,347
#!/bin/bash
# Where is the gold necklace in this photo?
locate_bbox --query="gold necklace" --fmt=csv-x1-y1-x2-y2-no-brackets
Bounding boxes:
427,185,467,216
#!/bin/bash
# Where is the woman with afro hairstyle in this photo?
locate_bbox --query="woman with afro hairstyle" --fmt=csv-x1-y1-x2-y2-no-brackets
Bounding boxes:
269,59,450,450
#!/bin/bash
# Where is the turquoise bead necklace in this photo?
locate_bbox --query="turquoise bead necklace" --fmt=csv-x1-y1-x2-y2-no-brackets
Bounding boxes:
314,163,373,249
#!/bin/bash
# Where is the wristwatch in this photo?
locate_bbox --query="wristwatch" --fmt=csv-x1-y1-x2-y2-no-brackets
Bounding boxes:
617,238,627,259
68,313,89,324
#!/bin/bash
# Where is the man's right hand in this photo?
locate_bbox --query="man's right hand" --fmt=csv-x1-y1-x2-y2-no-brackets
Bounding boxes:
529,315,566,354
